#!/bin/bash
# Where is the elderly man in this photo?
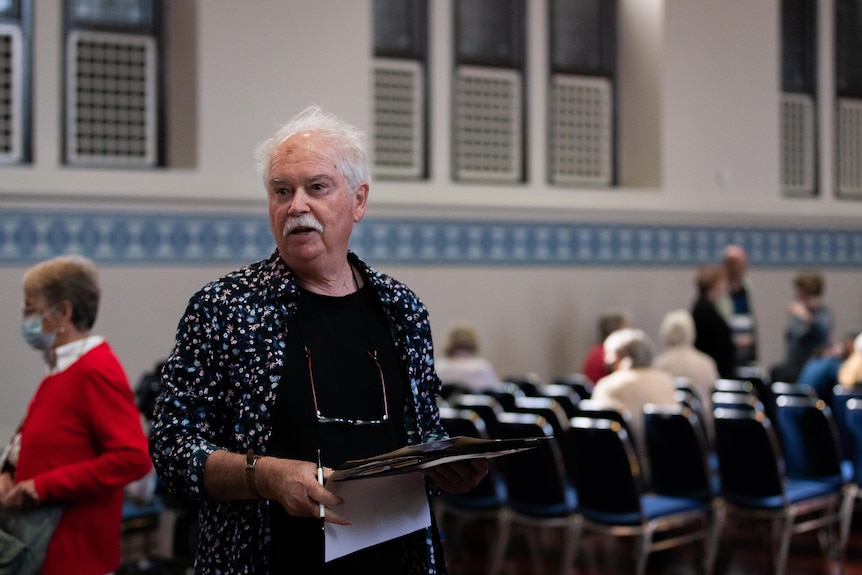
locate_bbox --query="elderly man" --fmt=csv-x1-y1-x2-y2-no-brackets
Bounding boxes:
590,328,679,455
150,105,486,574
718,244,758,370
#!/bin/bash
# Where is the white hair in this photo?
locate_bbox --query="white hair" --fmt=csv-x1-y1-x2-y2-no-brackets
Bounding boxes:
603,328,655,368
659,309,696,347
254,105,370,192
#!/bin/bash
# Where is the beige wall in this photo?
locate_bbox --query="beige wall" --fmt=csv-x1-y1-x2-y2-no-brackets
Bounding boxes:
1,0,861,441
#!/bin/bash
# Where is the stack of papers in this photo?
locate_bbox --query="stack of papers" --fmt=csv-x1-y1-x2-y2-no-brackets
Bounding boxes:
330,435,546,481
324,435,545,561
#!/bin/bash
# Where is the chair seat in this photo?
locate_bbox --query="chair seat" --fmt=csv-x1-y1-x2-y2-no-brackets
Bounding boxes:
723,476,841,510
582,494,703,526
508,485,578,518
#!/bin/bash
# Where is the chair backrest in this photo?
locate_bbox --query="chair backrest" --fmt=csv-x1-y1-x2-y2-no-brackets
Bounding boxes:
772,394,843,480
711,391,765,413
450,393,505,437
482,383,525,410
643,403,713,500
772,381,817,400
571,399,643,483
567,416,643,517
843,398,862,485
832,384,862,459
714,407,785,501
438,406,507,504
509,396,570,436
537,384,581,418
553,373,593,401
503,374,544,397
714,378,754,394
492,412,572,514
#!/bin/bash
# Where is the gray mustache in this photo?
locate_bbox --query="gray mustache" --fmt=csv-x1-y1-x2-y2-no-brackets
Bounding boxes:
283,215,323,235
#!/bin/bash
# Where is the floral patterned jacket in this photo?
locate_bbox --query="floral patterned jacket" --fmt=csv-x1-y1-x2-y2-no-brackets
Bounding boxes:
150,250,449,574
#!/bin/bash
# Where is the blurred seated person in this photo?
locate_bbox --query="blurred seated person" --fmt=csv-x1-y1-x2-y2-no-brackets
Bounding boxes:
652,309,717,440
580,307,631,389
590,328,679,455
797,330,860,407
838,332,862,388
770,269,834,384
434,322,503,393
691,264,737,379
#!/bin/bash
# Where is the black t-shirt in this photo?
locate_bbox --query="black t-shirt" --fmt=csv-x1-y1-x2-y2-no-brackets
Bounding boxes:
268,281,410,572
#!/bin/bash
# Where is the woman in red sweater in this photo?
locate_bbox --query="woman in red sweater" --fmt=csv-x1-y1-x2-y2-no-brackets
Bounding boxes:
0,255,151,575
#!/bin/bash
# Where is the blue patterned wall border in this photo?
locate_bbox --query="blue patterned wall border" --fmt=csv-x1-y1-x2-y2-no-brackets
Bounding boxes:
2,209,862,268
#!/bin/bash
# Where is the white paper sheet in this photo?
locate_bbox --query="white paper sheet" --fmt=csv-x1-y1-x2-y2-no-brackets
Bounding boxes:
323,471,430,562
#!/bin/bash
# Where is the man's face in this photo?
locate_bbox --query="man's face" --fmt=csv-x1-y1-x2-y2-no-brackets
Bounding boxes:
724,254,746,283
265,131,368,273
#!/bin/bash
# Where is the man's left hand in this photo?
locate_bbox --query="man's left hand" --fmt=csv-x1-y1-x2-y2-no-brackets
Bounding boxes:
423,459,488,494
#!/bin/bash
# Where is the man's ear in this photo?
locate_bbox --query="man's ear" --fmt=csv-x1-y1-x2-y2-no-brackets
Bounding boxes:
353,183,369,222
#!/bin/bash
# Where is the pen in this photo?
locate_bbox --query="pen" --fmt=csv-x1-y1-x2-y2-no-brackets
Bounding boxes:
317,449,325,523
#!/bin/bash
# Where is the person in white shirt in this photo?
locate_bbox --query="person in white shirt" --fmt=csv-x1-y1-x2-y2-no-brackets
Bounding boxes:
591,328,679,458
653,309,718,441
434,323,503,393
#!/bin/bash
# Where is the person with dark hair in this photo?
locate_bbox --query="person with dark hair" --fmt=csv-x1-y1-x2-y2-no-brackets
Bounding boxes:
771,269,834,383
149,105,487,574
0,255,151,575
691,264,737,379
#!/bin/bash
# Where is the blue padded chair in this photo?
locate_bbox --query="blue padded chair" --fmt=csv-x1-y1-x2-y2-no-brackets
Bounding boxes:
674,387,713,449
831,384,862,465
566,416,714,575
537,383,581,418
711,390,765,413
482,382,526,411
713,407,846,575
436,406,508,569
771,394,852,486
507,396,570,442
489,411,579,575
503,373,544,397
771,381,818,400
450,393,505,438
553,373,593,401
839,398,862,548
643,403,720,503
571,399,647,489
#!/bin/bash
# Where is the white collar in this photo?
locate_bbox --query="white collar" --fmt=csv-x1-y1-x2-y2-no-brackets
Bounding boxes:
48,335,105,374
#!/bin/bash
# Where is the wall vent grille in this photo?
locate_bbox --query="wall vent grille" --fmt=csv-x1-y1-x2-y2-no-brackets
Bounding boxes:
837,97,862,196
453,65,522,182
549,74,613,185
66,30,157,167
0,24,23,164
780,93,815,195
372,58,424,179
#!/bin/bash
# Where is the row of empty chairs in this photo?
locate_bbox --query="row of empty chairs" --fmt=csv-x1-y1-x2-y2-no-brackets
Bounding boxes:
436,375,862,575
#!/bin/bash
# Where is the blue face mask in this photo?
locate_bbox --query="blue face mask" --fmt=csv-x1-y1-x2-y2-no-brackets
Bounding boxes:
21,314,57,351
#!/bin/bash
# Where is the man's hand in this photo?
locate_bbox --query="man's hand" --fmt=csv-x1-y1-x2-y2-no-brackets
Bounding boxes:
256,457,350,525
423,459,489,494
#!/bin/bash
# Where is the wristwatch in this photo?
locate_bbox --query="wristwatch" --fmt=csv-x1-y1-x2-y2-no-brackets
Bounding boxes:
246,449,262,498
